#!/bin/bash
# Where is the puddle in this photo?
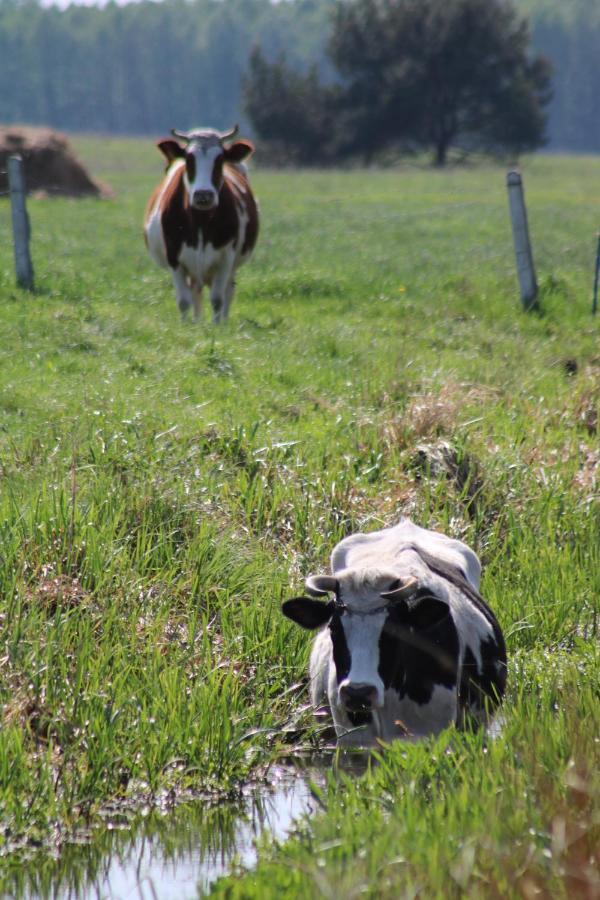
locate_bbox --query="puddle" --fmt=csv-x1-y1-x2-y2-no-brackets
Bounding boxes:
1,736,495,898
4,765,325,899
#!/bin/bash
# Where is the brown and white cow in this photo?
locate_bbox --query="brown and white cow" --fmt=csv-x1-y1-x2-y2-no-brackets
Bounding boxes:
144,125,259,323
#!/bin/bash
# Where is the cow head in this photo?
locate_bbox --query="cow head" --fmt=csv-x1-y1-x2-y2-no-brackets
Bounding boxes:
283,571,450,718
157,125,254,212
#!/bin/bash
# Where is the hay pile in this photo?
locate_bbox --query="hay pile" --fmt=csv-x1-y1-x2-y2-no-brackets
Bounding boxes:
0,126,110,197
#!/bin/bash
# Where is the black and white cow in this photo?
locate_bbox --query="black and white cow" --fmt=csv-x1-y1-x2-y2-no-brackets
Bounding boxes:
283,519,506,745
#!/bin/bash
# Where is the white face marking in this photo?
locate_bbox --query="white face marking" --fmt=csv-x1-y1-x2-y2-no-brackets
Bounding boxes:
184,144,222,209
338,611,386,708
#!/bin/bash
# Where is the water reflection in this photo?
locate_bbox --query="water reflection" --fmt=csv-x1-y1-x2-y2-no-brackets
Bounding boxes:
3,765,326,900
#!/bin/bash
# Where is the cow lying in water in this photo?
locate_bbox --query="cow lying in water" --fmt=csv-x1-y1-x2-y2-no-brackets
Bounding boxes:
283,519,506,745
144,125,259,323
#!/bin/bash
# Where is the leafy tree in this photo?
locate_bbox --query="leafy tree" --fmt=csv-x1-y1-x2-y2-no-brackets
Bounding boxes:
244,47,337,164
328,0,552,165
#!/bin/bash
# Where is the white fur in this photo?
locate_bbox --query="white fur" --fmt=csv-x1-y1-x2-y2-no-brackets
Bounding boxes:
331,519,481,589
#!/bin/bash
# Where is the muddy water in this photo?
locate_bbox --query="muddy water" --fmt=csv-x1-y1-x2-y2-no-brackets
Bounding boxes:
6,765,326,899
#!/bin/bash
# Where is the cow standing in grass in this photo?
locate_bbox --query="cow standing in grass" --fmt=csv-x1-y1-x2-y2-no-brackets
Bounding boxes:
144,125,259,323
283,519,506,746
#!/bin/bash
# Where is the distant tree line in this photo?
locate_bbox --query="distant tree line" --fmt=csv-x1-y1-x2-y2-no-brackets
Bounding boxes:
0,0,332,135
0,0,598,157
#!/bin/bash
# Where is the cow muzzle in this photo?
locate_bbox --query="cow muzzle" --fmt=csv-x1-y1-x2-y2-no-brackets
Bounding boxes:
339,682,379,713
192,189,217,210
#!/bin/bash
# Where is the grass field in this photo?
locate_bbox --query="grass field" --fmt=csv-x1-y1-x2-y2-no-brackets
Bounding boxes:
0,140,598,897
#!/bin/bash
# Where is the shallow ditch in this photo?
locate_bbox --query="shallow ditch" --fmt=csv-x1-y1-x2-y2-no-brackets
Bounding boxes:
4,763,330,899
3,731,505,897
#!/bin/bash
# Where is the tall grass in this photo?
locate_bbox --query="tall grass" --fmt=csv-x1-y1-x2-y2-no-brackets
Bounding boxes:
0,145,598,893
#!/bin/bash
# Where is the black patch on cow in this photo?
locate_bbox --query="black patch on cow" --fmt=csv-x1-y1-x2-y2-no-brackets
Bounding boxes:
160,175,199,268
404,544,502,640
212,155,224,190
378,589,459,706
282,597,332,630
459,637,506,721
458,646,480,718
185,153,196,184
328,609,350,685
199,181,239,250
398,542,507,700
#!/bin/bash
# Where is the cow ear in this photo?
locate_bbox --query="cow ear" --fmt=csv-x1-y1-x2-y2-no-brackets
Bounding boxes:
282,597,332,630
157,139,185,162
407,595,450,630
224,140,254,163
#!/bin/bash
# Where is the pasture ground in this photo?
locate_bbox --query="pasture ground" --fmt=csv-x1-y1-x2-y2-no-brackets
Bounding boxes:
0,141,598,897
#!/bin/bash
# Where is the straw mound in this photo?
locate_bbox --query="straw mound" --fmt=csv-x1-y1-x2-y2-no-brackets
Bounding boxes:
0,126,111,197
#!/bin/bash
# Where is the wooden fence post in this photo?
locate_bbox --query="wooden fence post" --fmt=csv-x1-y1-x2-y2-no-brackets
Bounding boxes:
506,170,537,311
8,155,34,291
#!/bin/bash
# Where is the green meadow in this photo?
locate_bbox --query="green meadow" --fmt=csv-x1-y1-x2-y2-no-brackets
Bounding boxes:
0,140,598,896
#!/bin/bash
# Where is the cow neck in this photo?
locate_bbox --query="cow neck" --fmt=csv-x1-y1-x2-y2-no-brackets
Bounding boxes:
189,203,218,224
396,543,503,640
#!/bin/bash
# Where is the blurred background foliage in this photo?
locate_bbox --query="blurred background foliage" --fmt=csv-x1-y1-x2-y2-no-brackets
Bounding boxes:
0,0,598,157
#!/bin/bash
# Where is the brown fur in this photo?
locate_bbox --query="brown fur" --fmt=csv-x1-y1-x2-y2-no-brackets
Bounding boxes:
144,133,259,321
152,162,258,269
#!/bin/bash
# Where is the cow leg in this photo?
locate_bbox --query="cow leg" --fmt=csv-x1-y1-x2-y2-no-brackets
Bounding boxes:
171,267,194,319
222,276,236,321
209,253,236,324
190,279,203,321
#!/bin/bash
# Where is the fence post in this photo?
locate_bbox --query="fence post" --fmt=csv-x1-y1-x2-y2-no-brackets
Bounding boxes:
8,155,34,291
506,170,537,311
593,233,600,316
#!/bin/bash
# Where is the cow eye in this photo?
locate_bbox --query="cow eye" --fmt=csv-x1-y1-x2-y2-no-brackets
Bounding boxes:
185,154,196,180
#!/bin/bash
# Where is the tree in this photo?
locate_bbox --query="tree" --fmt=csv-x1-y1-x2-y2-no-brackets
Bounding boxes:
244,47,337,164
329,0,552,165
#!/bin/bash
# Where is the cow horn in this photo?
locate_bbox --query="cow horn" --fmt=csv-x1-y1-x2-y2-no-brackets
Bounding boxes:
220,124,239,143
305,575,339,597
380,576,418,601
170,129,190,142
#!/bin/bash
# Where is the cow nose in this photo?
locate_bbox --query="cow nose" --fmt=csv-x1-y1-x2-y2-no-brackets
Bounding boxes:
192,190,215,208
340,683,378,711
